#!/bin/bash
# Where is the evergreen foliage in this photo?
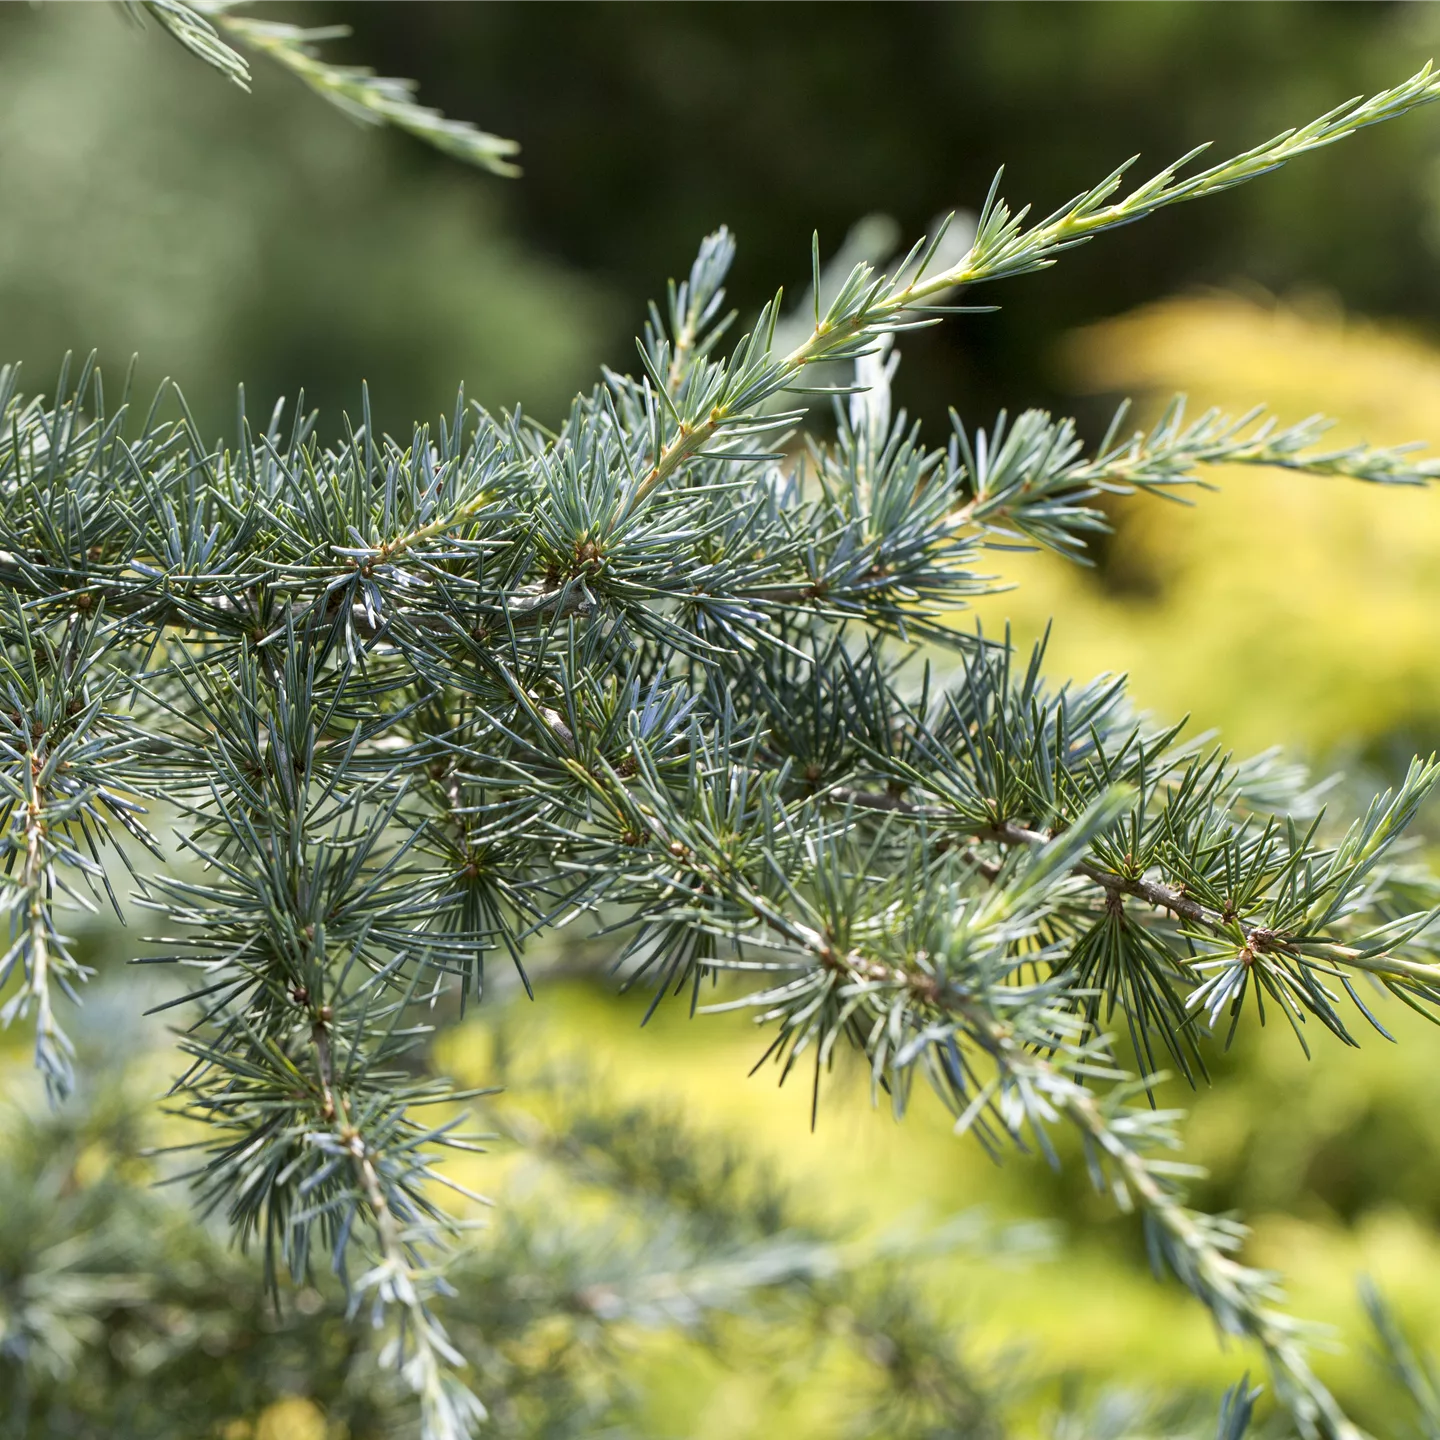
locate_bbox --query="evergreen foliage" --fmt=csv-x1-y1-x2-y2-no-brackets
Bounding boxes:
10,23,1440,1437
131,0,520,173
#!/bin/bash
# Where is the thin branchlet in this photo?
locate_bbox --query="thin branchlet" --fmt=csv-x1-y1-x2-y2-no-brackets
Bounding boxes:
133,0,521,174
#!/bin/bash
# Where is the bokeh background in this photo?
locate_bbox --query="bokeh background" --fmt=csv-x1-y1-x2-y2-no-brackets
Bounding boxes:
10,2,1440,1434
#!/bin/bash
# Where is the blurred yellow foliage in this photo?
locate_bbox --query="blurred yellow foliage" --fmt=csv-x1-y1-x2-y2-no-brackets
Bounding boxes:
443,987,1251,1431
253,1397,328,1440
972,291,1440,760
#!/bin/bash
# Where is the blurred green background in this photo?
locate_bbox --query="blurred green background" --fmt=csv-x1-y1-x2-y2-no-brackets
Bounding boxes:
9,2,1440,1434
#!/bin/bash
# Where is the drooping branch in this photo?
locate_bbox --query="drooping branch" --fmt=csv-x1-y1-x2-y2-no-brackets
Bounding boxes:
617,798,1363,1440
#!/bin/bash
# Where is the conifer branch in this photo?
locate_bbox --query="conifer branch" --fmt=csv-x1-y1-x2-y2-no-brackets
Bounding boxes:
9,65,1440,1439
131,1,520,174
619,796,1361,1439
948,400,1440,559
831,786,1440,1002
215,13,521,176
627,66,1440,507
130,0,249,89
